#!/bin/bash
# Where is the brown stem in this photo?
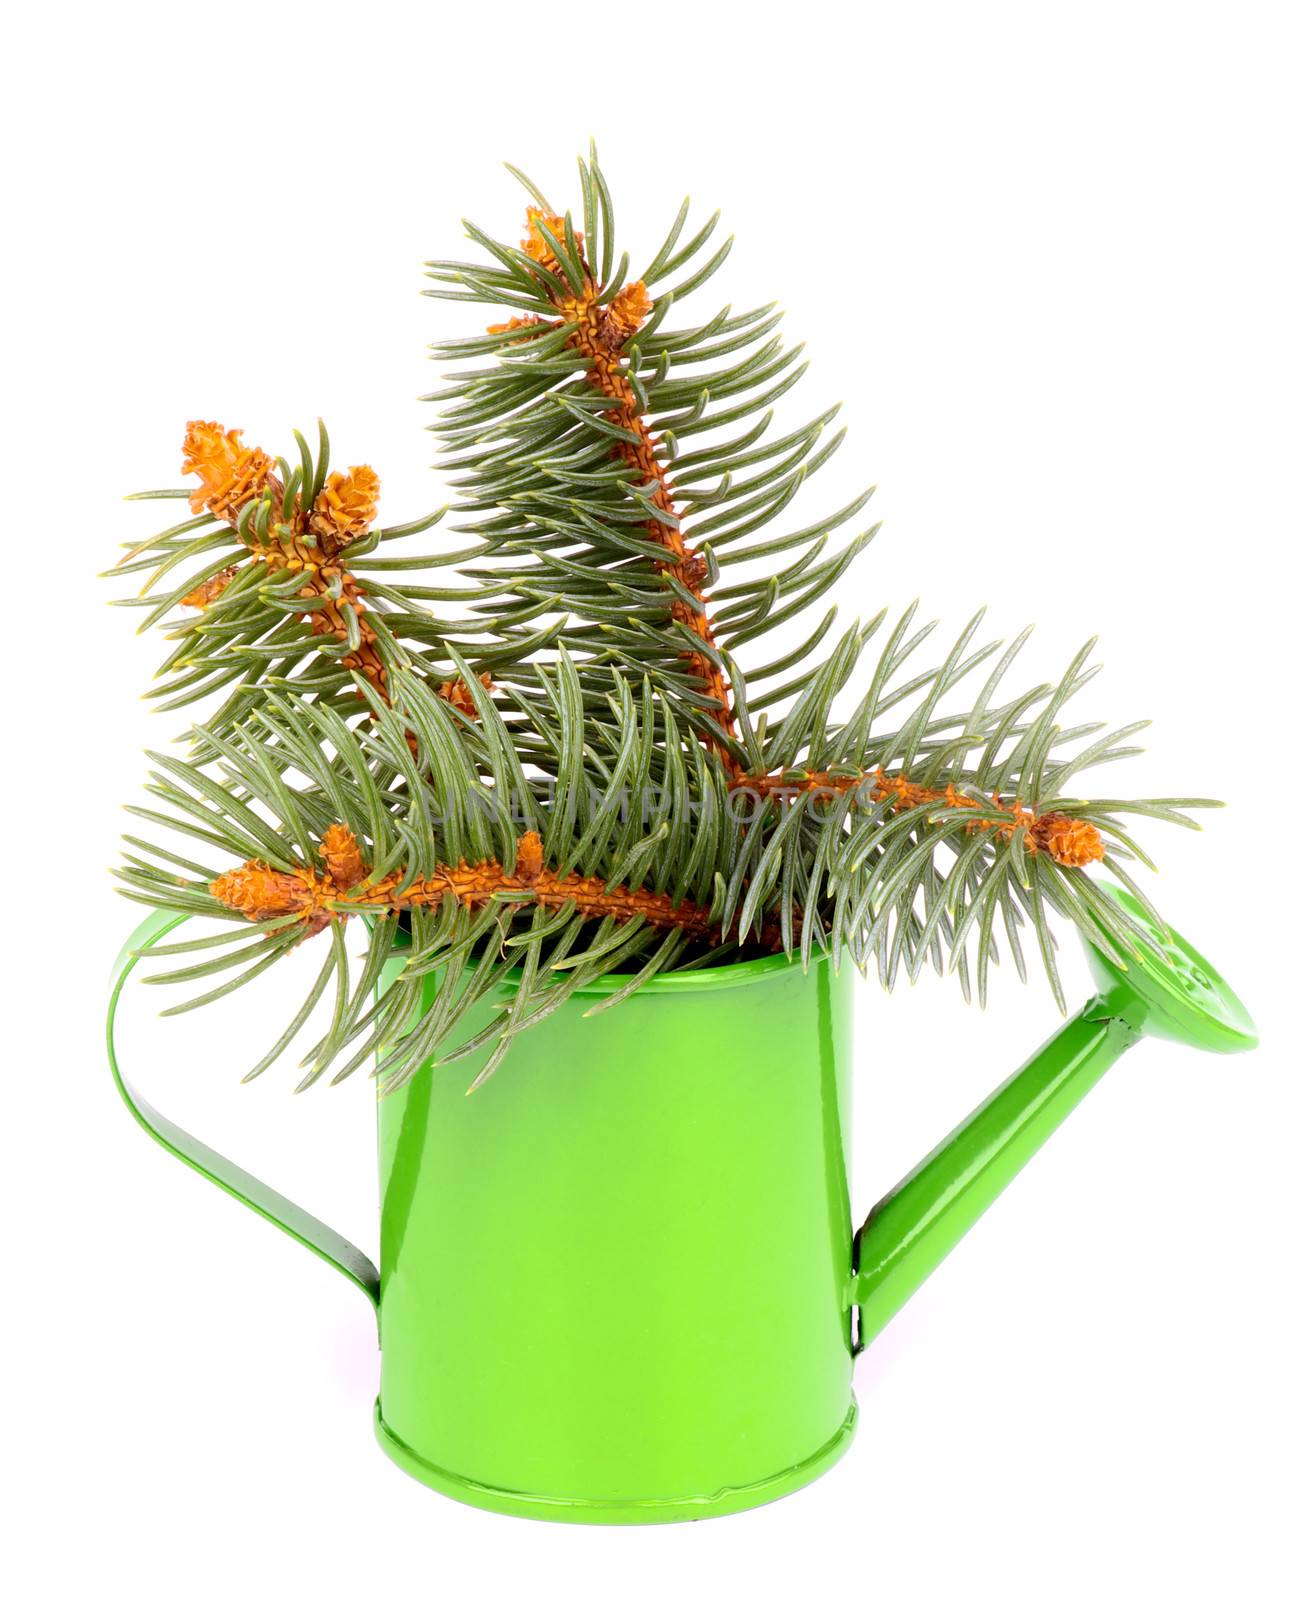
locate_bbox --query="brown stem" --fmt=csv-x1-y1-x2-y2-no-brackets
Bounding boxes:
210,824,783,948
494,212,741,775
738,766,1105,867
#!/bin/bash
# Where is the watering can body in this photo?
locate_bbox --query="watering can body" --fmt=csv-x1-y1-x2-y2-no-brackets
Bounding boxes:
375,952,856,1520
106,889,1256,1522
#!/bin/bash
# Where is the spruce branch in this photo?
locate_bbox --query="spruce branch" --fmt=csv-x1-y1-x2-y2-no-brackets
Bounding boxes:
482,214,739,767
739,766,1106,869
107,418,498,730
208,823,748,948
105,142,1224,1090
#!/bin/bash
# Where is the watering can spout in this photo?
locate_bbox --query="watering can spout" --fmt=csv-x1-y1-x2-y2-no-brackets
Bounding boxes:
848,885,1257,1351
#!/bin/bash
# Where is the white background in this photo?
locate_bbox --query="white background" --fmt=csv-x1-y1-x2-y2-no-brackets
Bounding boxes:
4,3,1294,1595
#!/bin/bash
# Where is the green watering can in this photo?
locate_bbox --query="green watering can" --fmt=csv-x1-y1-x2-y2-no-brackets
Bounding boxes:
107,887,1255,1523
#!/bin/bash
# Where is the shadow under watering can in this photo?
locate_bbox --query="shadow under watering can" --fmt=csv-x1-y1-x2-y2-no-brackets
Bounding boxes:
107,885,1255,1522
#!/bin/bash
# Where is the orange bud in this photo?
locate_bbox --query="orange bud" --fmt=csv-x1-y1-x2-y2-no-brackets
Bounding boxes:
181,565,238,610
486,314,550,342
436,672,494,719
600,281,653,350
1034,813,1105,868
309,466,380,551
319,824,367,890
515,830,544,885
210,862,321,922
182,421,273,520
521,207,584,274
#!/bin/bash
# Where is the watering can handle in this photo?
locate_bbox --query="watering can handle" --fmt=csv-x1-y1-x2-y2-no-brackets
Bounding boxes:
107,910,380,1315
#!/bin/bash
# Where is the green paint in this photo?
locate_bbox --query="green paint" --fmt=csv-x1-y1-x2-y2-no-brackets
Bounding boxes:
107,887,1255,1522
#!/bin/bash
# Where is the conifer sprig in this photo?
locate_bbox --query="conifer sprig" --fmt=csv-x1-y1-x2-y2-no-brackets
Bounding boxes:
109,418,532,731
108,144,1220,1088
